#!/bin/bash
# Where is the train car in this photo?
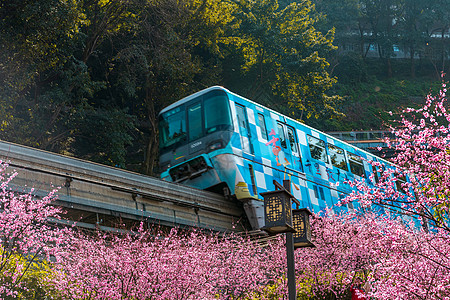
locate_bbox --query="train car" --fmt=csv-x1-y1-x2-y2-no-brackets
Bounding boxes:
158,86,392,229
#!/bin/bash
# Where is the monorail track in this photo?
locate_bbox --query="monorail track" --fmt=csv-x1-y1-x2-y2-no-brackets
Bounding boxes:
0,140,247,232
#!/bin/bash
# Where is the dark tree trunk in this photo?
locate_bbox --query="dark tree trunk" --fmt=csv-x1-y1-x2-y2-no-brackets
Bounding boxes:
142,83,159,176
441,29,447,73
410,46,416,78
386,57,392,78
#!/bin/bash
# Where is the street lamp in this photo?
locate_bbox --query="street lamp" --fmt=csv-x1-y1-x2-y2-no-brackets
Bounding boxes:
260,188,296,234
261,180,314,300
292,208,314,248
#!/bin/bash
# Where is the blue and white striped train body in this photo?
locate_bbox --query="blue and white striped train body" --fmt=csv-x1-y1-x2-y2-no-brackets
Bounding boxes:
158,86,388,229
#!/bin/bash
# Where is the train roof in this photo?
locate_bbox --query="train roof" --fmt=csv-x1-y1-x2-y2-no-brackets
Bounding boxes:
158,86,228,115
158,86,392,165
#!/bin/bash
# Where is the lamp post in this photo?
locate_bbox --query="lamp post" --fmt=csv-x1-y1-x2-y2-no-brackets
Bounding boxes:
261,180,314,300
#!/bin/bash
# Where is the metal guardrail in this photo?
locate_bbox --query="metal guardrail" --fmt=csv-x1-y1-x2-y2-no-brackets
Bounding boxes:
0,140,246,232
327,130,394,155
327,130,394,142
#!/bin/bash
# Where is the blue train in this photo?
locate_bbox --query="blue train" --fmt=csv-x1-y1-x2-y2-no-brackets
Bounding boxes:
158,86,393,229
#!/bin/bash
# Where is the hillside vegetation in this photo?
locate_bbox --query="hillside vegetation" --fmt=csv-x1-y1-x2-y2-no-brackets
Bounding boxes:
310,59,442,132
1,0,449,173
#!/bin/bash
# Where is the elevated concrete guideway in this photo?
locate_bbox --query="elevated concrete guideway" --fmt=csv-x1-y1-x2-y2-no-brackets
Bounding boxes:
0,140,246,232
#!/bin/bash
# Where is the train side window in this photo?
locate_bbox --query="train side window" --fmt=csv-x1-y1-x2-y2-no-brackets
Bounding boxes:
277,123,287,149
188,102,203,141
258,113,268,140
236,105,247,130
236,104,252,153
287,126,298,153
313,185,325,200
395,173,407,193
347,201,354,210
307,135,329,163
348,153,364,176
328,144,348,171
371,164,380,183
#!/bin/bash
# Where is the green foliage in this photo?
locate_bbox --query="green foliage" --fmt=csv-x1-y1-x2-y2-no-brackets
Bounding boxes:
71,108,136,167
0,0,137,169
313,0,450,79
333,53,368,84
225,0,343,121
0,0,83,78
245,273,353,300
0,0,343,173
0,248,61,299
308,73,439,131
314,0,360,34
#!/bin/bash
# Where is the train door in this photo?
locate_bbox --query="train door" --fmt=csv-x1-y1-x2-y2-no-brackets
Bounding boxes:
187,101,203,155
306,135,329,180
236,104,253,154
276,122,299,170
286,125,302,171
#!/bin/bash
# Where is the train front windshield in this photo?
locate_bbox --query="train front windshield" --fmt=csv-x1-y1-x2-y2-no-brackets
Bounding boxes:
159,90,233,153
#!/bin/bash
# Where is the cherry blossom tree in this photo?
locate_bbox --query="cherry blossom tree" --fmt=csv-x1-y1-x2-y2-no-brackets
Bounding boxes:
316,77,450,299
294,210,376,299
319,83,450,297
369,222,450,299
44,205,450,300
0,161,64,298
50,209,450,300
52,225,288,300
293,209,450,299
341,76,450,232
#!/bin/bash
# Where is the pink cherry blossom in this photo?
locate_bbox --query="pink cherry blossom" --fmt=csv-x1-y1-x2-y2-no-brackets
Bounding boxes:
0,161,65,298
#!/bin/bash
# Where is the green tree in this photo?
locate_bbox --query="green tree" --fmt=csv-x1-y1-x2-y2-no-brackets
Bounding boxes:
0,0,83,146
313,0,360,45
359,0,403,77
0,251,62,299
0,0,136,167
425,0,450,77
98,0,235,173
396,0,429,78
226,0,343,121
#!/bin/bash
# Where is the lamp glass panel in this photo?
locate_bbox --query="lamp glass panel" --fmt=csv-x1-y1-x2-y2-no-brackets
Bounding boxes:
266,195,283,222
293,213,305,240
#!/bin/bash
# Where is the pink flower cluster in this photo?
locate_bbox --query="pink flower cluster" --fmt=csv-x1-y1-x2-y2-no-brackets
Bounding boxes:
295,210,450,299
2,158,450,299
0,161,65,298
51,226,287,299
341,77,450,232
47,209,450,299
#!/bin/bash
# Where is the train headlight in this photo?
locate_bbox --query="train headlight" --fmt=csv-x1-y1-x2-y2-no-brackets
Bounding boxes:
159,161,171,173
207,140,224,153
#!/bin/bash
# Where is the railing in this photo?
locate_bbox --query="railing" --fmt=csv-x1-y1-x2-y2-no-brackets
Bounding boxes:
326,131,394,156
327,130,394,142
